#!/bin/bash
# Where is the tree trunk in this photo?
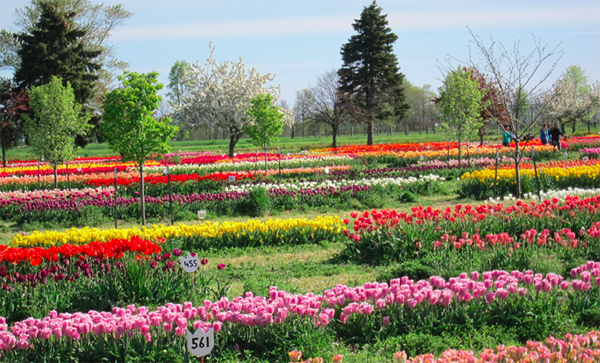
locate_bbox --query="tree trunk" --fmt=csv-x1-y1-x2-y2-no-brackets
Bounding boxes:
139,163,146,226
291,125,295,139
332,124,338,148
366,120,374,145
53,163,58,189
1,147,5,168
571,123,576,134
515,141,521,199
228,133,240,158
264,147,268,176
479,126,485,146
457,139,462,167
404,122,408,136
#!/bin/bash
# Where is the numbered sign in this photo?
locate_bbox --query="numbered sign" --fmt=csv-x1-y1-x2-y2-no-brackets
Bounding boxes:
324,167,330,174
228,175,235,182
180,252,199,273
186,328,214,357
197,210,206,220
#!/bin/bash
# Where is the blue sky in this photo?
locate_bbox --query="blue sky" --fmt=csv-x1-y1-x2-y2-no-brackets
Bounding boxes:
1,0,599,107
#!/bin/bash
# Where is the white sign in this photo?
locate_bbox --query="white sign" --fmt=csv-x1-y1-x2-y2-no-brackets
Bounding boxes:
198,210,206,220
186,328,214,357
228,175,235,182
324,167,330,174
180,252,199,273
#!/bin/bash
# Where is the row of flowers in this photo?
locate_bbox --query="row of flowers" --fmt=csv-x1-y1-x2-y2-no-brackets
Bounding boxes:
223,174,443,193
491,186,600,203
2,184,385,214
491,158,600,170
2,260,600,354
462,160,600,181
0,188,114,205
0,236,162,265
0,166,351,190
313,135,600,154
10,216,344,248
291,330,600,363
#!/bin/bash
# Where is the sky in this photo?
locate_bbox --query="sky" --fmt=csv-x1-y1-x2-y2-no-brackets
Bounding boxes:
1,0,599,107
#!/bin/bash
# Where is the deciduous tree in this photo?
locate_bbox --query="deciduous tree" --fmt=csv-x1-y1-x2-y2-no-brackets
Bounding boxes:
437,66,485,165
544,65,600,133
103,71,178,226
24,76,91,188
308,70,348,148
244,94,285,173
173,45,280,157
467,29,563,197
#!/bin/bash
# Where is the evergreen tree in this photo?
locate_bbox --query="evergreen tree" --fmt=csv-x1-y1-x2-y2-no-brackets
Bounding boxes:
14,2,100,132
0,78,26,168
338,0,409,145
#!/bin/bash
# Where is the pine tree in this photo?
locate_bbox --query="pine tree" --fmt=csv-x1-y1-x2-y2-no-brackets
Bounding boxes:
338,1,409,145
14,2,100,113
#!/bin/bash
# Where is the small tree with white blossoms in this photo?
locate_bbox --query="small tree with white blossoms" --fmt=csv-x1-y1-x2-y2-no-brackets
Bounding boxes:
544,65,600,133
173,45,280,157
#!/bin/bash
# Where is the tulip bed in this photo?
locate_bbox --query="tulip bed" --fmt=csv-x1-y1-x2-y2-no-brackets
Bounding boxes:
460,159,600,199
1,137,600,362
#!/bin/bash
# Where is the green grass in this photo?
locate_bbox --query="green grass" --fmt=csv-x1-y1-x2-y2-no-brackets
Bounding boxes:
5,131,451,160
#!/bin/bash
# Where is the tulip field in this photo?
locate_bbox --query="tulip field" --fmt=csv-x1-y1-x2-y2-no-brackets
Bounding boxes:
1,136,600,362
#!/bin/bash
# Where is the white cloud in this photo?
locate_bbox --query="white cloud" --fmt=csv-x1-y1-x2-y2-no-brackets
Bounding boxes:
111,4,599,41
388,6,600,30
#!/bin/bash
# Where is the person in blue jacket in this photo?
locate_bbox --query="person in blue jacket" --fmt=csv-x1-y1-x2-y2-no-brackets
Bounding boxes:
539,123,550,145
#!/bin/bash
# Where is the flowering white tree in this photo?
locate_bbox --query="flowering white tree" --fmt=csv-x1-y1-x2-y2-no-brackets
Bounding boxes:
544,66,600,133
173,45,280,157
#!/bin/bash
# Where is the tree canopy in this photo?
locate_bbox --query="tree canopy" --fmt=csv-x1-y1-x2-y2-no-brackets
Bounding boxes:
544,65,600,133
14,2,101,105
437,66,485,165
173,45,280,157
338,0,409,145
24,76,91,187
245,93,285,151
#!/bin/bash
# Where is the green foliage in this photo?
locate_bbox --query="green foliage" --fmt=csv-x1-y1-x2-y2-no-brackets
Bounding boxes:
338,1,409,145
437,66,485,146
103,71,178,225
24,76,91,172
103,71,178,165
14,2,100,105
239,187,271,217
244,94,284,150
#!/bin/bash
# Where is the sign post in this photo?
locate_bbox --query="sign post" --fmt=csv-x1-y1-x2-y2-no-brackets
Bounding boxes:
164,166,173,226
114,167,118,229
180,252,200,304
